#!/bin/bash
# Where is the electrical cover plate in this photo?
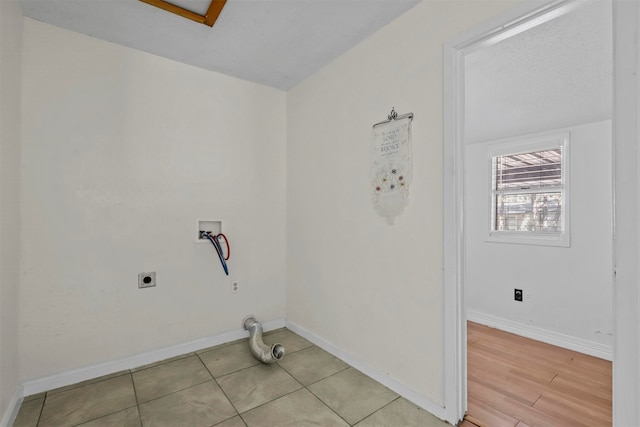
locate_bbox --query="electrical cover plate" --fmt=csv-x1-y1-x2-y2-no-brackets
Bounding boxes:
138,272,156,288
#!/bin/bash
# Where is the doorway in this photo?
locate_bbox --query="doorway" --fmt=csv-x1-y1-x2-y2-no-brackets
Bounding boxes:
463,0,613,357
440,0,636,424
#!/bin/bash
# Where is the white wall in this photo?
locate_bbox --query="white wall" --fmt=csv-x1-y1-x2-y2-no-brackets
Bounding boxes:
0,0,23,422
463,2,613,357
465,121,613,353
287,0,519,408
20,19,287,382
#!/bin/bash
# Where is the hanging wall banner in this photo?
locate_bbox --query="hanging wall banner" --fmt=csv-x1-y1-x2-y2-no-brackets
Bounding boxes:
372,110,413,225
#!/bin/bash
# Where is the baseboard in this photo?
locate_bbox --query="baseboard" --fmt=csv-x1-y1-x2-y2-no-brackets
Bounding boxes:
466,310,613,361
284,320,450,424
21,318,285,397
0,389,22,427
18,318,448,423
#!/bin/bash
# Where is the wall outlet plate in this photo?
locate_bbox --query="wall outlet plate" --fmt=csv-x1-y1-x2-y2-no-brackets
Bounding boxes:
139,272,156,288
514,288,523,302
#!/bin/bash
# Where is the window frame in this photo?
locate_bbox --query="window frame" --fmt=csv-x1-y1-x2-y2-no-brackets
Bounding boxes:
485,131,571,247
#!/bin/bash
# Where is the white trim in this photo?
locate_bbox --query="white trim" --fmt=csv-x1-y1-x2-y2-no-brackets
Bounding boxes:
284,320,448,422
21,318,285,396
0,390,22,427
443,1,602,424
442,36,467,425
444,0,586,54
612,0,640,424
486,130,571,247
467,310,613,361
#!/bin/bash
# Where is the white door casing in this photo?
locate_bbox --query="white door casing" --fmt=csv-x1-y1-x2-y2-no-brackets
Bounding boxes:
443,0,637,424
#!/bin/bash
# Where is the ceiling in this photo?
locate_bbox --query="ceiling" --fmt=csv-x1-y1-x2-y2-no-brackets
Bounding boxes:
18,0,421,91
465,0,612,144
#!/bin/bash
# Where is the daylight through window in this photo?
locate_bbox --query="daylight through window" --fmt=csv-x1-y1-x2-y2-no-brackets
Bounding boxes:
492,147,564,234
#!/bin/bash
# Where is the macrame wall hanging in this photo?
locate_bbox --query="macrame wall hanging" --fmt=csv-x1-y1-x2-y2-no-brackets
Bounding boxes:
372,108,414,225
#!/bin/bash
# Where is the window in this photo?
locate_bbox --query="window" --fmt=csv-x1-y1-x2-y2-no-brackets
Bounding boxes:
488,132,570,246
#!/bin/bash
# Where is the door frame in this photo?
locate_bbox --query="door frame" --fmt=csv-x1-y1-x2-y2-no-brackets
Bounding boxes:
442,0,638,424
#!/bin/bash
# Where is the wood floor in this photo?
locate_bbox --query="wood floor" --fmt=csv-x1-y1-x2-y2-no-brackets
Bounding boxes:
462,321,612,427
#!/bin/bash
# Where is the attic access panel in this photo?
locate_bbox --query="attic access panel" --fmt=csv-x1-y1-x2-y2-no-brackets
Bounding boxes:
140,0,227,27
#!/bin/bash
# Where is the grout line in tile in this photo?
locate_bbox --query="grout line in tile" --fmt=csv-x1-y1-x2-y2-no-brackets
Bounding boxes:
196,337,249,356
274,343,315,360
214,360,275,381
275,350,351,388
302,376,355,426
130,370,142,419
23,392,46,403
231,364,306,415
350,395,401,426
59,373,138,426
236,387,302,415
130,352,196,373
211,414,247,427
261,328,286,336
274,360,294,377
23,328,401,427
46,370,131,396
237,412,250,426
278,347,305,357
69,403,139,427
209,414,246,427
287,367,305,390
132,356,215,405
309,365,354,387
196,352,242,418
304,384,353,426
35,393,46,427
306,365,352,388
136,377,215,406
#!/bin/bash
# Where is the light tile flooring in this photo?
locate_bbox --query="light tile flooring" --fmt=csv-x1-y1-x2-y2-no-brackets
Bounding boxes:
13,329,448,427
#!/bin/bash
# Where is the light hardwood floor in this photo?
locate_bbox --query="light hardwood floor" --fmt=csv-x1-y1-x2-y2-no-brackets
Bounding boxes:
463,321,612,427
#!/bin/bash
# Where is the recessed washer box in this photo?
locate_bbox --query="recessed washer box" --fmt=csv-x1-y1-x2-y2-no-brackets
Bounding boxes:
196,219,222,243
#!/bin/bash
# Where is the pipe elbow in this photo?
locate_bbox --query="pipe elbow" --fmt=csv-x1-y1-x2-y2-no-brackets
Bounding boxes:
243,316,285,364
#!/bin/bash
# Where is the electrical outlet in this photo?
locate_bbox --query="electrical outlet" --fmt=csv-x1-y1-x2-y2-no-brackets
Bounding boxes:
514,288,523,302
139,272,156,289
231,281,239,293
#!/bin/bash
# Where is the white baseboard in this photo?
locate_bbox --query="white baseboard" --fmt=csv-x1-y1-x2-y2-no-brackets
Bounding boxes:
16,318,449,423
466,310,613,361
21,318,285,397
284,320,450,424
0,389,22,427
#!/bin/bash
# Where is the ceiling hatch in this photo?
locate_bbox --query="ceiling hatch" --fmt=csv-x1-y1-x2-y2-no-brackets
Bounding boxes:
139,0,227,27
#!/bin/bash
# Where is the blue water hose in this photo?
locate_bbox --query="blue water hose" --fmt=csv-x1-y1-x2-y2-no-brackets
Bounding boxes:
201,232,229,275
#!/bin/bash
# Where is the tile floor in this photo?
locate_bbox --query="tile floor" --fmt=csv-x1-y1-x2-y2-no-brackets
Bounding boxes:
13,329,448,427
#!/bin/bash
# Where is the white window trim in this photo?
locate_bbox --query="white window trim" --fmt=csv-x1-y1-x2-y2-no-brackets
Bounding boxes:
485,130,571,247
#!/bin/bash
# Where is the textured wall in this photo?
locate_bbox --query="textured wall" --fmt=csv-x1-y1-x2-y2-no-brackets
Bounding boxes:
20,19,287,381
287,0,520,408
